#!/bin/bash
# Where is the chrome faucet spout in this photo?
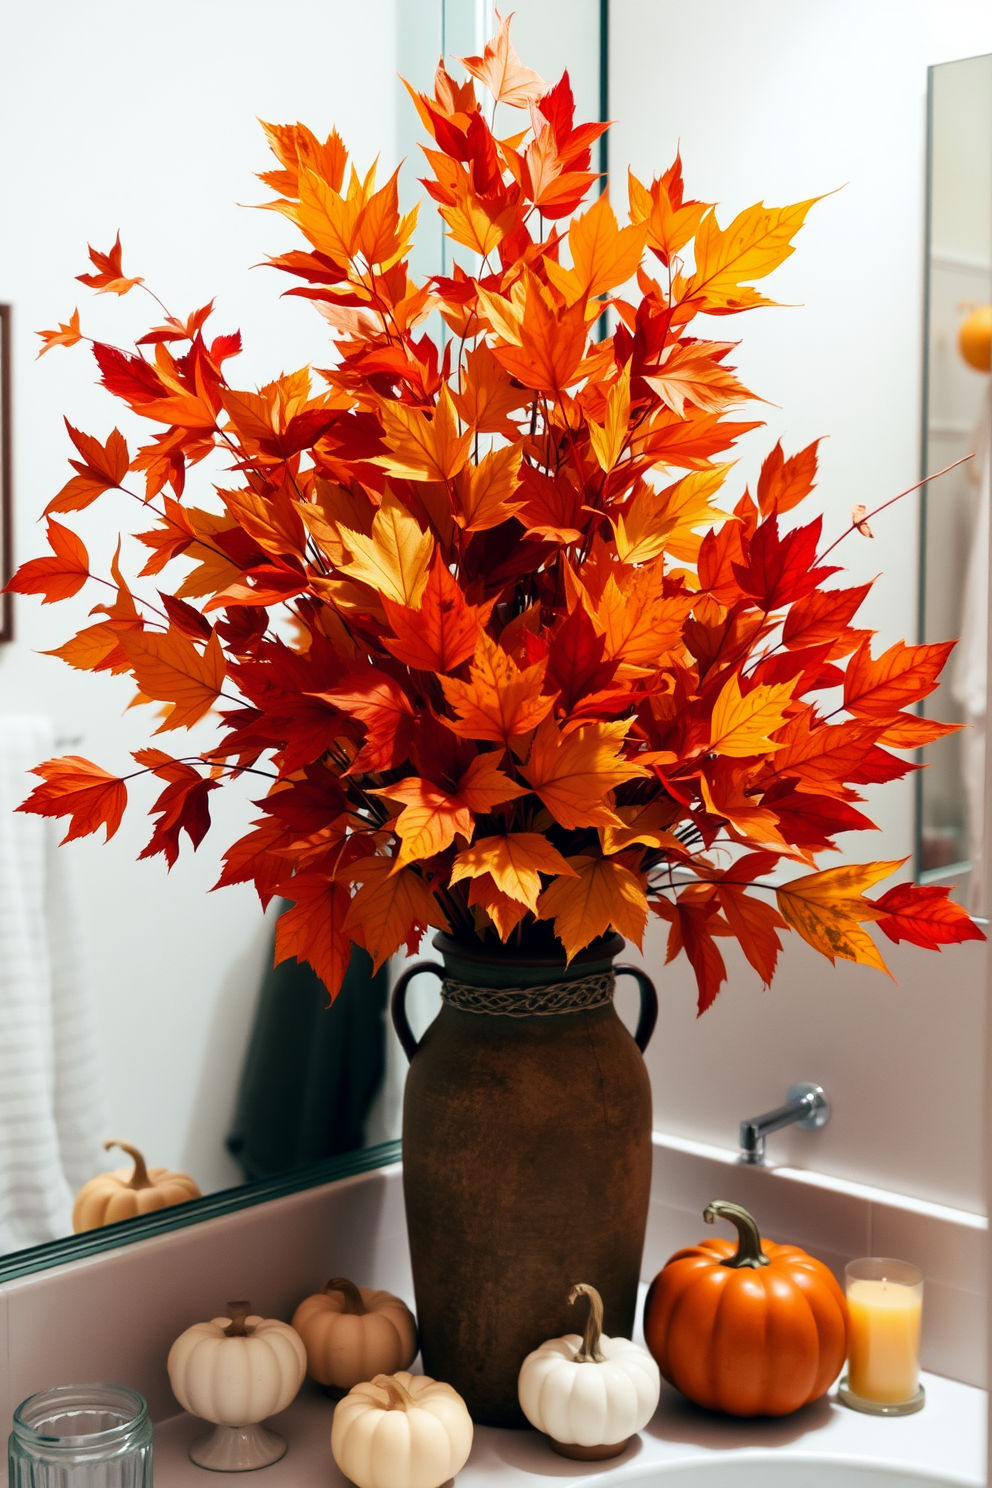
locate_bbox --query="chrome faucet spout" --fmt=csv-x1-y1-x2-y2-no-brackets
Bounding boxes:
738,1083,829,1165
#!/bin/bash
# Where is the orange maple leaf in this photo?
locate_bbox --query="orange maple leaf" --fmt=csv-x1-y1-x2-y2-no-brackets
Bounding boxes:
546,192,648,303
5,520,89,604
441,632,556,744
375,755,526,867
344,857,448,970
17,757,128,844
77,233,143,296
273,872,353,1000
37,309,83,357
453,443,526,532
382,557,493,673
521,717,647,829
46,420,130,516
450,343,529,437
843,639,954,720
120,627,226,733
537,853,648,960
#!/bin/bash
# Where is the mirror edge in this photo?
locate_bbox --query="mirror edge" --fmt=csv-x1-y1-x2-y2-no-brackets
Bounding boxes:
0,1139,402,1286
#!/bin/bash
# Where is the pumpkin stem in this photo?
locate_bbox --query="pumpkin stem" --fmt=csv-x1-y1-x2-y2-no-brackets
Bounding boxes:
372,1374,414,1411
105,1139,152,1191
223,1301,254,1337
568,1283,606,1363
322,1277,368,1315
704,1200,771,1269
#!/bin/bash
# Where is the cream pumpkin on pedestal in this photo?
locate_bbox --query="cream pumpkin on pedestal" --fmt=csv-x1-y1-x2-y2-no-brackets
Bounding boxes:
167,1301,307,1471
331,1373,473,1488
292,1277,418,1392
517,1283,660,1459
73,1140,200,1231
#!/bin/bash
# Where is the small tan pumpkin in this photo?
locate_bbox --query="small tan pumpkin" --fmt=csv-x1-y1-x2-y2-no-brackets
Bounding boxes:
72,1140,201,1232
291,1277,418,1391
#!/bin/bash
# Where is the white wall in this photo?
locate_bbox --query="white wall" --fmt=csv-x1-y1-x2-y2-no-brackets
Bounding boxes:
610,0,992,1211
0,1,397,1193
3,0,991,1222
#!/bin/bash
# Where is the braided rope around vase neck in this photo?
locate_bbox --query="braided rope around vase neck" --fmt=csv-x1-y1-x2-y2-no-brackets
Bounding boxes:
440,970,615,1017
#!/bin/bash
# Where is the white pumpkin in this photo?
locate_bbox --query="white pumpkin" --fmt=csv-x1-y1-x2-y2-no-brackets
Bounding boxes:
518,1284,660,1459
292,1277,418,1390
168,1301,306,1427
331,1372,473,1488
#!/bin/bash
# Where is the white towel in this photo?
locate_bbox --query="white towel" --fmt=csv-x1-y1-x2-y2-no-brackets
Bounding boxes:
0,717,110,1253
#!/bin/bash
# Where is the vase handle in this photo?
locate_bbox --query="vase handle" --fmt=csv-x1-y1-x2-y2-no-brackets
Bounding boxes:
390,961,444,1062
615,963,659,1052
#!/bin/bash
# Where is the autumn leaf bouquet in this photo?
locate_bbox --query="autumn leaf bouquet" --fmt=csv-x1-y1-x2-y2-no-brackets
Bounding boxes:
9,15,982,1014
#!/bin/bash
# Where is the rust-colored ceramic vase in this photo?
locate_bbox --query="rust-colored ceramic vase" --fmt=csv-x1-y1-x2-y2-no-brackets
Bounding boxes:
391,932,657,1427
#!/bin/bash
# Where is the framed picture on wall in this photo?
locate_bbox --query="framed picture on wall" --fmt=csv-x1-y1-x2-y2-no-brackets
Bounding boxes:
0,304,11,642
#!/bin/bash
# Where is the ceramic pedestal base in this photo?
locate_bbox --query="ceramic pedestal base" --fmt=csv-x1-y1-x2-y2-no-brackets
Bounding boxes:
550,1437,630,1460
189,1423,288,1472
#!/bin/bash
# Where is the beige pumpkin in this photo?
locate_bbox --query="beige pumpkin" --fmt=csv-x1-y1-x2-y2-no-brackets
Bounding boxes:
72,1140,201,1232
331,1373,473,1488
168,1301,306,1427
291,1277,418,1390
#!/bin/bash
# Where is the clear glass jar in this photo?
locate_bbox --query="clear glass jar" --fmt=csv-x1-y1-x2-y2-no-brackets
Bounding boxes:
8,1385,152,1488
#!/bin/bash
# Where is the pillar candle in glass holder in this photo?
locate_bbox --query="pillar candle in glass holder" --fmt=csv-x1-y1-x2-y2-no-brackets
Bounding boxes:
843,1258,923,1413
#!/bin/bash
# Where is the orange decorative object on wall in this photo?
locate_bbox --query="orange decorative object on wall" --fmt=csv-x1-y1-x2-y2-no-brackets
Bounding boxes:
643,1200,848,1416
5,13,983,1010
958,305,992,372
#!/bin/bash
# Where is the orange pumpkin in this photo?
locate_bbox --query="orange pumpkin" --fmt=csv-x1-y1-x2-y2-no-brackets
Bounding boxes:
643,1200,848,1417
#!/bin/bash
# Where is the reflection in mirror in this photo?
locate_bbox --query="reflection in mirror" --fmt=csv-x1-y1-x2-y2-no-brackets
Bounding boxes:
0,0,603,1274
918,53,992,905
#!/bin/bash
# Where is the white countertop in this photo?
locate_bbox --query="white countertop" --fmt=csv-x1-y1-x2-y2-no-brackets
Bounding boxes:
153,1370,986,1488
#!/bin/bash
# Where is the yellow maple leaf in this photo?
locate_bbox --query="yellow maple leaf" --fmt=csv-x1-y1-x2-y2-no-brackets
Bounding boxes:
709,674,794,758
612,466,733,566
680,196,821,313
587,364,632,473
775,861,902,975
451,832,576,912
453,443,526,531
537,853,648,960
377,385,472,483
337,488,434,607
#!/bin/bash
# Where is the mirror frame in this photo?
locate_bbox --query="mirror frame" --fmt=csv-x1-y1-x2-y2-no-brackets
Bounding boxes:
0,0,607,1285
0,1140,401,1285
1,303,12,644
915,52,992,885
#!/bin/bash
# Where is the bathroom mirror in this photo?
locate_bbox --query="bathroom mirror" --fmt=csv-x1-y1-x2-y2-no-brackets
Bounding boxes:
917,51,992,903
0,0,604,1279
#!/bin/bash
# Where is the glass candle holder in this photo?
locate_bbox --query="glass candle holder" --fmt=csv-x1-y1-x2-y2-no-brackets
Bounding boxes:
8,1384,153,1488
839,1258,925,1416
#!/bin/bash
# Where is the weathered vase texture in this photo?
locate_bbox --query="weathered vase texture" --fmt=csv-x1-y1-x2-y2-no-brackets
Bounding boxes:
393,932,656,1426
